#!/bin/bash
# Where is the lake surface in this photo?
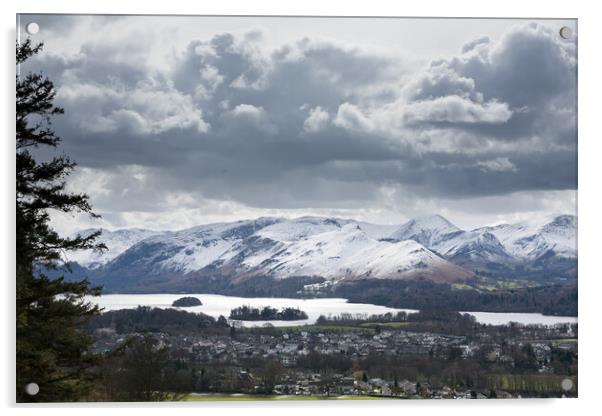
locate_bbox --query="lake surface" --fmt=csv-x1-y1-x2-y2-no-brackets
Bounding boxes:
89,293,577,327
90,294,414,327
459,310,577,326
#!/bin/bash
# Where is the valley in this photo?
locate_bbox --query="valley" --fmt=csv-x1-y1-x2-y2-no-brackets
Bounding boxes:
53,214,577,316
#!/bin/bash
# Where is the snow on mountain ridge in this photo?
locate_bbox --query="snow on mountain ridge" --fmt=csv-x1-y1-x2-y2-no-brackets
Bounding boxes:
435,230,514,267
388,214,461,247
66,228,161,269
65,214,576,283
84,217,473,283
133,217,283,273
475,215,577,260
241,223,472,282
256,216,345,242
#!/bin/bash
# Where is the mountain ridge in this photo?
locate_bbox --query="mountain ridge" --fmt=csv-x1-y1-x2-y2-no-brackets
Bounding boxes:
62,214,576,293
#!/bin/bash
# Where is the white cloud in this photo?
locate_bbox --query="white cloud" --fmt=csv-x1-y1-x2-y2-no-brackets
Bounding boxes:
477,157,518,172
230,103,264,118
24,18,576,233
333,103,375,132
403,95,512,124
303,106,330,133
58,82,209,135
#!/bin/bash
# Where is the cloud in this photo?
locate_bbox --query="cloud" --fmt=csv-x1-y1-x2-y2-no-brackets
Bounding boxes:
402,95,512,124
407,63,480,102
334,103,375,132
461,36,490,53
476,157,518,173
303,106,330,133
229,103,265,119
58,82,210,135
20,17,577,232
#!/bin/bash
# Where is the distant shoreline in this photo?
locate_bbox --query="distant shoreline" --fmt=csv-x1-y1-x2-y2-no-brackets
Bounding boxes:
88,293,578,324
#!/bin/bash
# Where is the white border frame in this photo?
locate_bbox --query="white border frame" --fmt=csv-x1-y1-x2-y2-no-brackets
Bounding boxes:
2,1,599,415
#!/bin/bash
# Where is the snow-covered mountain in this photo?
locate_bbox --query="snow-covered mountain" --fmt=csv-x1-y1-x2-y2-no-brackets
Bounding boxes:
63,217,473,292
67,228,161,270
475,215,577,260
434,230,514,268
386,214,576,277
248,222,471,282
62,214,576,292
387,215,513,269
388,215,461,247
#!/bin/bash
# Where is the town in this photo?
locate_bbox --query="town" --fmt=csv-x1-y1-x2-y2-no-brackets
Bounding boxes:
87,307,578,400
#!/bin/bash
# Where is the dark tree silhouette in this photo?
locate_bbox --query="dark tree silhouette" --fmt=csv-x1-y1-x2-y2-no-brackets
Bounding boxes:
98,336,189,401
16,39,106,402
257,360,284,394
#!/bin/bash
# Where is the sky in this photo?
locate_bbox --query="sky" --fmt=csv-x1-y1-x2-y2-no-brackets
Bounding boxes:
17,15,577,233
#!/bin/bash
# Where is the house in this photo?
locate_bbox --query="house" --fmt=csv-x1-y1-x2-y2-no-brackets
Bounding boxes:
398,379,417,395
280,356,296,367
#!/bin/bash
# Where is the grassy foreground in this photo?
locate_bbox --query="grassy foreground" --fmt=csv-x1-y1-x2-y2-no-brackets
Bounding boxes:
185,393,391,401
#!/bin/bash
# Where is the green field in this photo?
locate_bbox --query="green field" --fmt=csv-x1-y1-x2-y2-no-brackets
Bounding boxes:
487,374,577,395
185,393,390,401
242,324,372,334
452,276,542,293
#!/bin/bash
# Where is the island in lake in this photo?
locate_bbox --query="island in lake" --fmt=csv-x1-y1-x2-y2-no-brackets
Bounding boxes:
172,296,203,307
229,305,308,321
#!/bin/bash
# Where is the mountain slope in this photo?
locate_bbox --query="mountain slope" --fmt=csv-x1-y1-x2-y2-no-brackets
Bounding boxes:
243,223,472,282
61,214,576,293
434,230,515,269
65,217,473,292
473,215,577,279
67,228,161,270
476,215,577,260
387,214,576,278
387,215,514,271
388,215,461,247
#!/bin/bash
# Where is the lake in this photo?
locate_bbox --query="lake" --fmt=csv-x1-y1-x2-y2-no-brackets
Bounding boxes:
90,293,414,327
89,293,577,327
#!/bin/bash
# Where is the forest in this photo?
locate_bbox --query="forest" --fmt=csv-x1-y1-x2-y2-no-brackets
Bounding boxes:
229,305,309,321
333,278,578,316
86,306,227,334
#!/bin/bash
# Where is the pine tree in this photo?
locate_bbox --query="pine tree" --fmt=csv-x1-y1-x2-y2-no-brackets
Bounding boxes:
16,39,106,402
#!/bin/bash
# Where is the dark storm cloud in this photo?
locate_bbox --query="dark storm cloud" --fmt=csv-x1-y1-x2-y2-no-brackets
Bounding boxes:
22,19,577,216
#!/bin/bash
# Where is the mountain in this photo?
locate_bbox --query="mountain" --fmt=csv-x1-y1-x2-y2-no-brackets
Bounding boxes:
66,228,161,270
387,215,514,271
247,222,471,282
388,215,461,247
474,214,577,278
476,215,577,260
63,217,472,292
433,230,515,270
386,214,576,279
61,214,576,293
